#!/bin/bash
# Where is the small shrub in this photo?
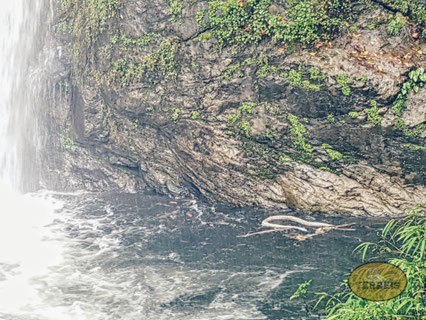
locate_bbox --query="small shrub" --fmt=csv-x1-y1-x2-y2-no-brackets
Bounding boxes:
387,12,408,35
336,74,351,96
239,120,252,137
194,31,212,42
196,9,208,28
288,114,313,156
321,143,343,160
59,134,77,152
55,21,68,32
392,68,425,116
169,0,183,22
280,154,293,162
206,0,350,49
172,108,181,121
191,110,201,119
319,215,426,319
364,100,382,126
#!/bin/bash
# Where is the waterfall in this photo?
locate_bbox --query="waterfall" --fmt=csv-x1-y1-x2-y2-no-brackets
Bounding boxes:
0,0,49,192
0,1,24,188
0,1,66,317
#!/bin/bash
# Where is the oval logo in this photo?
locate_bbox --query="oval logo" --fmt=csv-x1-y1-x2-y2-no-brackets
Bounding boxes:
348,262,407,301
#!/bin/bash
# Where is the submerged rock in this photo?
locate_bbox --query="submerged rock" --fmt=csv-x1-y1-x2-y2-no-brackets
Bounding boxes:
41,0,425,216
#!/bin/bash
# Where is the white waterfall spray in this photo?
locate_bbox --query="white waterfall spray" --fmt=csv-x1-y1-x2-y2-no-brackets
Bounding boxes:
0,1,66,318
0,1,24,188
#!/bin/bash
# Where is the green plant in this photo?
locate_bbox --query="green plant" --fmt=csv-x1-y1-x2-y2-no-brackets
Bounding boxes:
387,12,408,35
280,154,293,162
367,23,376,30
55,21,68,32
348,111,359,118
107,37,180,86
327,114,335,123
226,102,258,137
395,119,425,138
194,31,212,42
255,53,277,78
393,68,426,116
364,100,382,126
290,280,312,300
191,110,201,120
321,143,343,160
205,0,350,49
169,0,183,22
60,0,70,10
379,0,426,28
283,66,325,91
222,62,243,80
404,144,426,151
59,134,77,152
120,33,161,50
308,67,326,81
288,114,313,157
305,215,426,320
172,108,181,121
265,129,274,139
361,75,368,83
336,74,351,96
239,120,252,137
196,9,208,28
406,203,423,214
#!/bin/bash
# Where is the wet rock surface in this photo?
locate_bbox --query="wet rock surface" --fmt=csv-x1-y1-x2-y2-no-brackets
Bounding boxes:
41,0,425,215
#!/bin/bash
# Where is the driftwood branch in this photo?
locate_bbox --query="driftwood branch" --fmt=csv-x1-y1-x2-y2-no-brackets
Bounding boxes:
238,216,356,239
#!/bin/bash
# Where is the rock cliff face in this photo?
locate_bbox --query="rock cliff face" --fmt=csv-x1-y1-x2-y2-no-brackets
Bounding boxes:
41,0,425,215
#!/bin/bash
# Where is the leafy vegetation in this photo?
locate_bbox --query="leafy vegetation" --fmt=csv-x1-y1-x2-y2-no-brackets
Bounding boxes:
392,68,426,116
120,33,161,50
336,74,351,96
204,0,351,49
171,108,181,121
364,100,382,126
281,66,326,91
288,114,313,158
395,119,426,138
404,144,426,150
292,215,426,319
222,62,243,80
348,111,359,118
55,21,68,33
169,0,183,22
387,12,408,35
60,134,77,152
226,102,259,137
290,280,311,300
320,215,426,320
379,0,426,30
60,0,120,79
194,31,212,42
107,37,180,86
321,143,343,160
191,110,201,120
255,53,277,78
327,114,336,123
196,9,208,28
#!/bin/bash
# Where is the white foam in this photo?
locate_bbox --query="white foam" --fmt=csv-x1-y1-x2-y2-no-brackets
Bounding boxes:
0,183,64,313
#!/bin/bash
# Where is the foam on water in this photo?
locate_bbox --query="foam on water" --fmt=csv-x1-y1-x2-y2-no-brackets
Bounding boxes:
0,185,64,315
